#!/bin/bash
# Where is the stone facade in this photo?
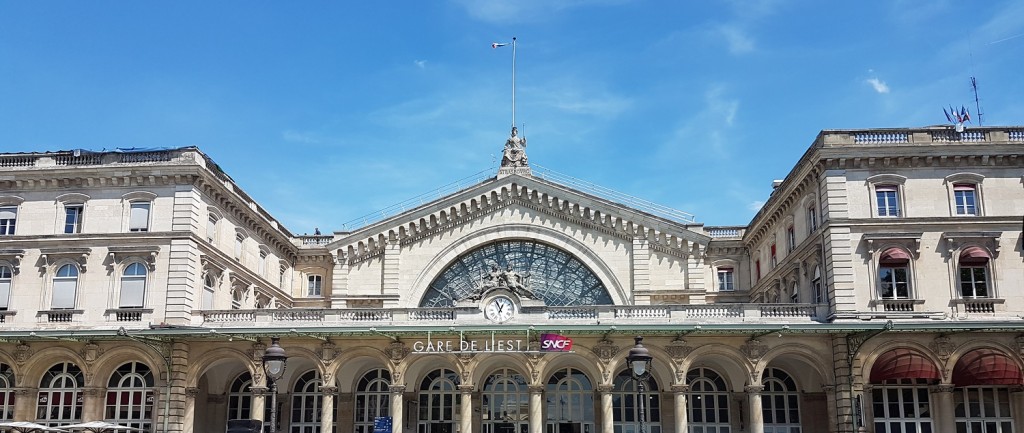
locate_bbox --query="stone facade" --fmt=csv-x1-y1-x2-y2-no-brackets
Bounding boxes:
0,126,1021,433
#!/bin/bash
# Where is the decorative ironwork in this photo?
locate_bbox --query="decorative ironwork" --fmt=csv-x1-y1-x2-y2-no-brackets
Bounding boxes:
420,240,612,307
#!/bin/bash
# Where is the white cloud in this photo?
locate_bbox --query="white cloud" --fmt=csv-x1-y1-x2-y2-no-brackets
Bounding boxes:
414,60,427,69
747,200,766,211
282,130,322,144
452,0,627,23
718,25,755,54
865,77,890,94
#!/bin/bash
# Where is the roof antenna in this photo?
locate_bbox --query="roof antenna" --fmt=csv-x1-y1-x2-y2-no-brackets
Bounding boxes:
970,77,984,126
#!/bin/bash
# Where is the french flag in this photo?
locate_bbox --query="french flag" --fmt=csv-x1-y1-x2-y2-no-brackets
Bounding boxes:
492,42,509,49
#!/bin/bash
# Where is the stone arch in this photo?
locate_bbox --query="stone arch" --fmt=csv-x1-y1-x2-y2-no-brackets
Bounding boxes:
468,353,533,387
330,348,392,393
91,346,167,388
20,346,87,387
755,343,833,390
601,341,675,390
402,354,462,390
536,351,602,388
943,340,1024,384
184,347,257,389
859,340,943,384
679,343,752,392
409,223,627,307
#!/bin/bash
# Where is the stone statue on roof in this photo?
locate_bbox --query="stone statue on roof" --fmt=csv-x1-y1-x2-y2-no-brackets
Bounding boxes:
501,126,528,167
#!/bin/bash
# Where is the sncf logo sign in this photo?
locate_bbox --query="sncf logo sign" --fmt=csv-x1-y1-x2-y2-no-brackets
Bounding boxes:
540,333,573,352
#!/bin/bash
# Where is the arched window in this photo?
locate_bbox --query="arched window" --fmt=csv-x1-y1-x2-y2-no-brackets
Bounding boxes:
687,367,730,432
0,363,15,420
869,349,939,432
354,369,391,433
120,263,147,308
482,368,528,433
418,368,460,433
878,248,911,300
37,363,84,426
762,368,800,432
52,264,79,309
612,369,661,433
105,362,154,431
202,274,216,310
228,372,270,422
0,266,12,310
811,266,823,304
291,370,332,433
952,349,1020,432
959,247,992,298
546,367,594,433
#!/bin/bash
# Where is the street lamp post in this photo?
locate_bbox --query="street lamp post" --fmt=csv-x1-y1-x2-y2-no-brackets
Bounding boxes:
626,336,653,433
263,337,289,433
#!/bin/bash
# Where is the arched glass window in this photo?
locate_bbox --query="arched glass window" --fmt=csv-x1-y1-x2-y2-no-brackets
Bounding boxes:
482,368,528,433
612,370,661,433
687,367,730,432
355,369,391,433
0,363,15,420
228,372,268,422
417,368,460,433
546,367,594,433
202,274,216,310
958,247,992,298
37,363,84,426
421,240,612,307
762,368,800,433
291,370,332,433
0,266,12,310
878,248,911,300
52,264,79,309
120,263,147,308
105,362,154,431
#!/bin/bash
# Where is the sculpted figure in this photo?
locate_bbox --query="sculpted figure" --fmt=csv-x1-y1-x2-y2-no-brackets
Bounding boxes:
501,127,528,167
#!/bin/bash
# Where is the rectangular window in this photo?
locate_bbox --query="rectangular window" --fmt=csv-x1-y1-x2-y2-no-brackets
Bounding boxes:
0,267,11,310
786,226,796,252
120,278,146,308
717,268,734,291
128,202,150,232
770,244,777,268
64,205,84,234
52,278,77,309
879,266,910,299
0,207,16,235
755,260,761,281
953,184,977,215
812,277,823,304
960,266,989,298
202,287,215,310
807,206,817,233
258,251,267,276
307,275,323,296
234,235,244,260
207,216,217,242
875,185,900,217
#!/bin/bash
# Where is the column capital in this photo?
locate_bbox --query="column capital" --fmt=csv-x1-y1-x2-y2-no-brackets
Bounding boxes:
529,385,545,394
389,385,407,395
185,387,200,399
1009,385,1024,393
458,385,475,393
929,384,956,393
596,385,614,393
250,386,270,396
744,385,765,394
321,386,339,395
821,384,836,394
670,385,690,393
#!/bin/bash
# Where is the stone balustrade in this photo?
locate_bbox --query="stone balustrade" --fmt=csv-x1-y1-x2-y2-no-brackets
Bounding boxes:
820,126,1024,147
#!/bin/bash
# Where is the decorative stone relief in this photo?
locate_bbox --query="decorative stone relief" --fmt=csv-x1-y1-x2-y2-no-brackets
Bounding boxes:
14,343,32,365
185,387,200,399
930,336,957,360
81,341,102,363
320,341,338,362
321,386,339,395
251,342,266,362
500,127,529,168
665,339,693,361
1016,336,1024,358
591,339,619,362
386,341,410,362
740,340,769,361
388,385,406,395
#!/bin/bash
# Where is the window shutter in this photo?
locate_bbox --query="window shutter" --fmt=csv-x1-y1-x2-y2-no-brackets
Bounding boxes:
0,279,10,309
0,207,15,220
202,288,215,310
129,203,150,230
120,277,146,308
52,278,77,309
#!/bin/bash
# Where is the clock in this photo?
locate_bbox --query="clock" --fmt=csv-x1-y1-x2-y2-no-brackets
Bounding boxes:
484,296,515,322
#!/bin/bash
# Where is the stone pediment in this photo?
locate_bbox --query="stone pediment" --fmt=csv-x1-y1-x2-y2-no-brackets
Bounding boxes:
329,174,710,265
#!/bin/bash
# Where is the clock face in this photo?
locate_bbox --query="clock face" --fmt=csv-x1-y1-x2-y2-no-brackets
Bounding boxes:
484,296,515,322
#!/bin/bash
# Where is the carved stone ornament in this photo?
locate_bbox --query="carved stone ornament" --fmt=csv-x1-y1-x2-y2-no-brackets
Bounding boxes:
591,339,620,362
666,339,693,361
81,341,103,363
1016,336,1024,358
251,342,266,362
320,341,338,362
14,343,32,365
185,387,200,399
460,260,537,302
930,336,957,360
386,341,410,362
321,386,339,395
740,340,770,361
500,126,529,168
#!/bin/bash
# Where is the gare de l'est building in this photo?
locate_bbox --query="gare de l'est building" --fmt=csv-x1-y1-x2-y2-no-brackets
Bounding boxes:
0,125,1022,433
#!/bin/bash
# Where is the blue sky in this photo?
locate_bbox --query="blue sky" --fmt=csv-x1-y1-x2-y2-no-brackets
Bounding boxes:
2,1,1022,233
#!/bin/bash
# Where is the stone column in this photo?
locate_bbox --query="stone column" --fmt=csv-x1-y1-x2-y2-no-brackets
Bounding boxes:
184,387,200,433
928,384,955,433
529,385,544,433
857,386,871,432
13,389,35,421
82,387,104,422
390,385,406,433
745,385,764,433
459,385,474,433
671,385,688,433
822,385,839,433
1010,386,1024,429
251,386,268,422
321,386,338,433
597,385,614,433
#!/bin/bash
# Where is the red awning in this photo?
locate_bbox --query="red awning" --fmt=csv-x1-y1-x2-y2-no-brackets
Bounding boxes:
880,248,911,263
953,349,1023,386
960,247,991,261
870,349,941,383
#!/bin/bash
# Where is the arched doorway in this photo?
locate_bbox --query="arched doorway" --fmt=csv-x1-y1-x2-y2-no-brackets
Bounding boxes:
482,368,529,433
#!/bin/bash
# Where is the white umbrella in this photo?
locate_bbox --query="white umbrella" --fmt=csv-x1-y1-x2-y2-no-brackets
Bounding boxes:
0,422,69,433
58,422,144,433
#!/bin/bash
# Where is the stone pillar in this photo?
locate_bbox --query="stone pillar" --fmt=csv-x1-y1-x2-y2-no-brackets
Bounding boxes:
13,389,35,421
671,385,688,433
857,386,871,432
1010,386,1024,429
459,385,473,433
529,385,544,433
822,385,839,433
320,386,338,433
597,385,614,433
251,386,268,422
746,385,764,433
390,385,406,433
184,387,199,433
81,387,104,422
928,385,955,433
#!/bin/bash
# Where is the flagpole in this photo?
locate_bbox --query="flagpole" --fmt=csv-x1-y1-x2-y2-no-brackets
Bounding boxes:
511,37,517,128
